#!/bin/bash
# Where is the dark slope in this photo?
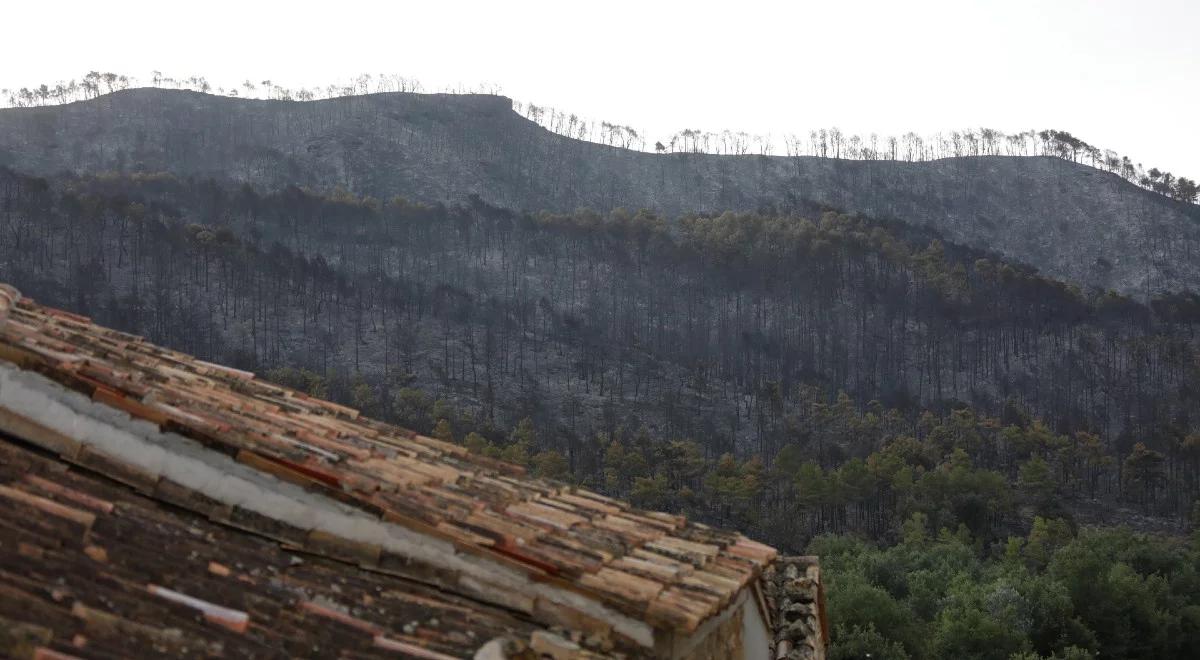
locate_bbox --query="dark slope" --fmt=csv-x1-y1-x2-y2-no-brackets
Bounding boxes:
1,88,1197,296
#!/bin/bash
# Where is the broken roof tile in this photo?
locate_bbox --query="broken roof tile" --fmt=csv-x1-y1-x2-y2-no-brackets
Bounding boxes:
147,584,251,633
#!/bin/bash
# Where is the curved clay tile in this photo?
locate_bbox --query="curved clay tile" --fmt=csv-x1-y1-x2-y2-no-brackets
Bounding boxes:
0,283,19,327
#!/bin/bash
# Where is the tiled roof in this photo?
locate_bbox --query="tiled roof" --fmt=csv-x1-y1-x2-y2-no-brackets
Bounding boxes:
0,286,778,652
0,284,17,323
0,436,537,659
764,557,827,660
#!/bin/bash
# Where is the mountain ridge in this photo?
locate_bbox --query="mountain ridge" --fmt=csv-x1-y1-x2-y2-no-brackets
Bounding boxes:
1,88,1197,297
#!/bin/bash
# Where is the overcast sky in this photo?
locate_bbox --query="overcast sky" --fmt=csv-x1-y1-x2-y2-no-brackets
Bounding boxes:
3,0,1197,175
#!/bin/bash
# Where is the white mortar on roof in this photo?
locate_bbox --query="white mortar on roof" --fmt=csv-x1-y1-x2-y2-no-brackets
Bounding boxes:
0,360,656,648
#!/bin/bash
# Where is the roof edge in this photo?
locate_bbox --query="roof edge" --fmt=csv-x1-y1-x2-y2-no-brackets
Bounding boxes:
0,360,659,650
0,288,783,653
0,284,18,327
766,555,827,659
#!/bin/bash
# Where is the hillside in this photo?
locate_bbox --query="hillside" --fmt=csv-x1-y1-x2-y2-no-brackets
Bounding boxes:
1,167,1197,535
0,88,1197,297
2,85,1200,660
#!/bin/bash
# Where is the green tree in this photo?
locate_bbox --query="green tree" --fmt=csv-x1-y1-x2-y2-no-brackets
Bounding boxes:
1018,456,1057,512
432,418,454,443
465,431,500,458
1023,517,1073,569
630,473,670,510
533,450,569,480
901,512,929,546
931,581,1029,660
511,416,536,447
351,378,379,417
829,623,911,660
1122,443,1166,508
393,387,431,430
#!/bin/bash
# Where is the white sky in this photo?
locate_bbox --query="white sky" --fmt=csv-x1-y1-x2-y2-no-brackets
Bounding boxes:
3,0,1197,175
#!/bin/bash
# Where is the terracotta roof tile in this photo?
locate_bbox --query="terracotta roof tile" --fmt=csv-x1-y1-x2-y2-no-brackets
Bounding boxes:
148,584,251,633
0,483,96,530
0,287,781,653
0,438,541,658
764,556,828,659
